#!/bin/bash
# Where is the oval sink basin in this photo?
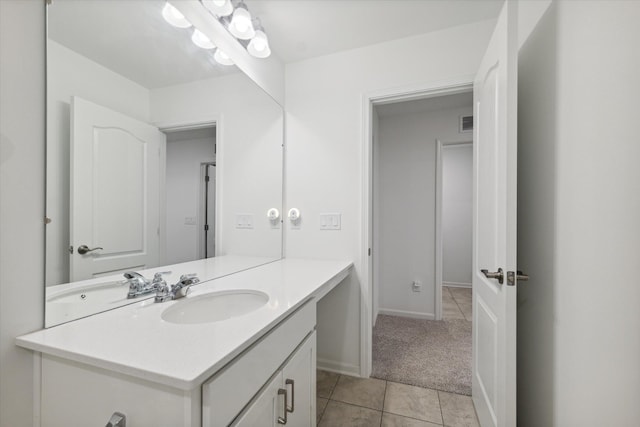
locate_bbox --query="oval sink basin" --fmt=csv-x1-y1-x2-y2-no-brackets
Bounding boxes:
161,290,269,325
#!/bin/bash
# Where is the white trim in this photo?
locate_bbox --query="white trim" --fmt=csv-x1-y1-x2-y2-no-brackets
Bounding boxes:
443,281,472,289
435,140,472,321
197,159,216,260
316,358,361,377
33,352,42,427
378,309,436,320
361,76,474,378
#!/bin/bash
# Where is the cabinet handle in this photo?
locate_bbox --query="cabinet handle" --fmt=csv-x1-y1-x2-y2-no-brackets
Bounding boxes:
277,388,288,425
285,379,295,413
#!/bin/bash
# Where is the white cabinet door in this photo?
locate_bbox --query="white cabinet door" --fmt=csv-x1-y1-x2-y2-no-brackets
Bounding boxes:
233,332,316,427
234,372,282,427
282,332,316,427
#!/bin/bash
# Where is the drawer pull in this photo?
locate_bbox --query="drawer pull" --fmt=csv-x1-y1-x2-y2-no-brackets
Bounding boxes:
285,379,295,413
277,388,288,424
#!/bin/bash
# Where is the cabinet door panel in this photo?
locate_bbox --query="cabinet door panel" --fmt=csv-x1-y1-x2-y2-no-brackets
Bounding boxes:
282,331,316,426
233,372,282,427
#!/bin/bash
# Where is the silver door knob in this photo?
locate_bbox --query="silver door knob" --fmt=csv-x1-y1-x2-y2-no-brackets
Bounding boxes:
77,245,103,255
481,268,504,285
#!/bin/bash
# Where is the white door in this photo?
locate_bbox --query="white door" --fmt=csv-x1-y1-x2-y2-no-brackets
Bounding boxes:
472,1,519,426
70,96,164,281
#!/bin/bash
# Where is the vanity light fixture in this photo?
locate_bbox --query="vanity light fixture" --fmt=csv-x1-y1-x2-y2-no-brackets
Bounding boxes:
247,20,271,59
214,49,234,66
192,29,216,49
162,2,192,28
202,0,234,17
228,1,255,40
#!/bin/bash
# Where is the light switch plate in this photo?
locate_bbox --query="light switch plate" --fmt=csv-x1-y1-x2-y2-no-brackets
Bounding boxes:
320,213,341,230
236,214,254,229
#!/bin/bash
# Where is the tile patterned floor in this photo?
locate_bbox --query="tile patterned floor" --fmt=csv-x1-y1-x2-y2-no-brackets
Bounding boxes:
442,287,472,321
317,370,479,427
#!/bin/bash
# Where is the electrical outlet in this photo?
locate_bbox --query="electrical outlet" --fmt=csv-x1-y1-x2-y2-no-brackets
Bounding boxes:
412,281,422,292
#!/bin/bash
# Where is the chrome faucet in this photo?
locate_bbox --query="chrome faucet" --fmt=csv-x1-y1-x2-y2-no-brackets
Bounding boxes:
155,274,200,303
125,271,170,299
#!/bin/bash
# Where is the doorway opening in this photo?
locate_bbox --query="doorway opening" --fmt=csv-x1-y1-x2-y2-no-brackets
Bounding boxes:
367,87,474,396
163,125,217,265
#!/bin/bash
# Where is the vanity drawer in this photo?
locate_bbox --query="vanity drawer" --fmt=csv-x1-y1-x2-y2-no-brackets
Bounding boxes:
202,299,316,427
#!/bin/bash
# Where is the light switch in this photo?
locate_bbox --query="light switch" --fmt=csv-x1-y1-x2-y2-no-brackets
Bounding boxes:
320,213,341,230
235,214,254,229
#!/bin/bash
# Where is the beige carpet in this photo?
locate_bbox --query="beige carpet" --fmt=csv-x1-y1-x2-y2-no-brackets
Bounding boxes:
371,314,472,395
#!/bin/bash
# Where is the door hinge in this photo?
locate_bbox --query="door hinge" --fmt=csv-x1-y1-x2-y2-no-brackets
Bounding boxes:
204,224,209,231
205,175,210,182
368,248,371,256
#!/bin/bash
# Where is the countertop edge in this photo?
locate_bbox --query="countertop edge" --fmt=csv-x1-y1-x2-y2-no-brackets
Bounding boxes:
16,259,354,391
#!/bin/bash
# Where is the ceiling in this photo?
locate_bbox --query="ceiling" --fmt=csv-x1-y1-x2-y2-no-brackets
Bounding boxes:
48,1,503,89
247,0,504,63
48,1,240,89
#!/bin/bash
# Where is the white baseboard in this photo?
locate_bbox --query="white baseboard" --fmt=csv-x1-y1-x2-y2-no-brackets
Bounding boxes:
316,358,361,377
378,308,435,320
443,281,472,289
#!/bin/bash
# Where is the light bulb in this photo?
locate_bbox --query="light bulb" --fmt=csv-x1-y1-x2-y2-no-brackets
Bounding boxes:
214,49,234,66
202,0,233,17
248,30,271,58
191,29,215,50
162,2,192,28
229,5,255,40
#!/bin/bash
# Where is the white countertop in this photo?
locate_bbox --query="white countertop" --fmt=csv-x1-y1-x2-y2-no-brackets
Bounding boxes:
18,258,352,390
45,255,278,327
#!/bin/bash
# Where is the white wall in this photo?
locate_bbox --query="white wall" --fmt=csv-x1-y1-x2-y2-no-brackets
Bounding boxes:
518,1,640,425
285,20,495,373
46,40,150,286
442,143,473,286
151,72,283,259
165,130,215,265
376,106,472,319
0,1,45,425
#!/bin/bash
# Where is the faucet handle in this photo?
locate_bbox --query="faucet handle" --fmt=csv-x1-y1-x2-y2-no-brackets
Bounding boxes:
152,271,172,283
179,273,198,281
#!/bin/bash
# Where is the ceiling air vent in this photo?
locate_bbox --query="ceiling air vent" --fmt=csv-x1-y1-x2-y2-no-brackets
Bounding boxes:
460,115,473,133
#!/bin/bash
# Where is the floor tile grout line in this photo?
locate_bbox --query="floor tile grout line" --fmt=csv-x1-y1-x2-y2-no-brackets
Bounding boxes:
327,396,384,413
446,285,469,320
383,408,443,426
379,380,388,427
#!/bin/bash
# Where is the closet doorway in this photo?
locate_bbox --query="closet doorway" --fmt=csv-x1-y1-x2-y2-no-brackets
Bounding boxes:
370,90,474,395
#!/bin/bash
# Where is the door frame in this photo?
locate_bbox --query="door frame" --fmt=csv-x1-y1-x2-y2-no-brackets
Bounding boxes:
435,140,473,321
360,77,474,377
158,115,222,264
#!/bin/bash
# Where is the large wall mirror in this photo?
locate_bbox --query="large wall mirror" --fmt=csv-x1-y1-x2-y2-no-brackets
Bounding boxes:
45,0,283,327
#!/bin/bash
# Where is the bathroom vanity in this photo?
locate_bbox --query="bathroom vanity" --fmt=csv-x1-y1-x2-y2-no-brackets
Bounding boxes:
17,258,352,426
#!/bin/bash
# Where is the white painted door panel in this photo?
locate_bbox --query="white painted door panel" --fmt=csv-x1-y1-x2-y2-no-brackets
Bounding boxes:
472,2,518,427
70,96,163,281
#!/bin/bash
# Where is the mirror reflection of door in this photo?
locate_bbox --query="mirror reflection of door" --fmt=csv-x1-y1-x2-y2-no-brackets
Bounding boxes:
202,162,216,259
70,96,163,282
163,127,216,265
